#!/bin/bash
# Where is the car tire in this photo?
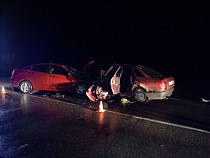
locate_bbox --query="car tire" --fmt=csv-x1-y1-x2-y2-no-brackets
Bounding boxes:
75,83,86,95
19,80,33,94
133,88,148,103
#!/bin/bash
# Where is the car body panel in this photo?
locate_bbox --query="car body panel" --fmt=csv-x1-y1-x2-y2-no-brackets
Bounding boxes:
26,70,50,90
110,76,121,94
110,66,123,94
48,74,81,91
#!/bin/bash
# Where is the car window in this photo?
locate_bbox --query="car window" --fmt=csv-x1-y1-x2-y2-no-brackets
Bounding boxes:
134,68,145,77
50,65,68,75
31,65,48,73
123,68,133,76
141,66,163,78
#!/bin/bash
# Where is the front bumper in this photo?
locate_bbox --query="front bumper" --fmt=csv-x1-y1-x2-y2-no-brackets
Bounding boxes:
146,88,174,100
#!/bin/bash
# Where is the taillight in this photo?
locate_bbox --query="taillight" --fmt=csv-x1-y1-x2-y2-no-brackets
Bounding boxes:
157,82,167,91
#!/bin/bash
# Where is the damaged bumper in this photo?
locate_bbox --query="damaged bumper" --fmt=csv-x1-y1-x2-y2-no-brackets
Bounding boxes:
146,88,174,100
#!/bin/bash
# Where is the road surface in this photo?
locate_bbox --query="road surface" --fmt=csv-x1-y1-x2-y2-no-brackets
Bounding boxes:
0,78,209,158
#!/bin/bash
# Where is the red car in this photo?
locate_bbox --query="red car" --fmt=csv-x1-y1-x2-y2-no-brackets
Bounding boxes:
89,63,175,103
10,61,94,94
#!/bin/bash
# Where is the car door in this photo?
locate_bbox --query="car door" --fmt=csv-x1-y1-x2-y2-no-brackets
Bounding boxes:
110,66,123,94
27,64,50,90
48,65,76,91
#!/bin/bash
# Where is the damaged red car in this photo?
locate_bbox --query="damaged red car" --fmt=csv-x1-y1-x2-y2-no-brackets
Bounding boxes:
10,61,95,95
94,63,175,103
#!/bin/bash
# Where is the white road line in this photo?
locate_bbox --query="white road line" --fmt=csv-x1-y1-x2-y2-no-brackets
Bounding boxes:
18,144,28,150
76,114,87,120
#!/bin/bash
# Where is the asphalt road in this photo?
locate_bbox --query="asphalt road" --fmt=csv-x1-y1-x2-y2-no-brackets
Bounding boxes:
0,78,210,158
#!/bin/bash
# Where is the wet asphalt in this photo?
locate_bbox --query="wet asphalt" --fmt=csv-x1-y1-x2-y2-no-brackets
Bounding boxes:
0,78,210,158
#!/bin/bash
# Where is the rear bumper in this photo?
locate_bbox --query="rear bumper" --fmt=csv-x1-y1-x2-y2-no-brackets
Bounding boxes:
146,88,174,100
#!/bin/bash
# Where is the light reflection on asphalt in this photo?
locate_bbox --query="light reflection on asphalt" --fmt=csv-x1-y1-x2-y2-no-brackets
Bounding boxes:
0,93,13,106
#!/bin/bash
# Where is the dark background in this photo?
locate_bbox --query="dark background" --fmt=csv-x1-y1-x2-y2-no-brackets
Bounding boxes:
1,0,210,100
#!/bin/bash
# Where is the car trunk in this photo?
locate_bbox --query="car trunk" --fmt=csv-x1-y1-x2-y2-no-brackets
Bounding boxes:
163,76,175,90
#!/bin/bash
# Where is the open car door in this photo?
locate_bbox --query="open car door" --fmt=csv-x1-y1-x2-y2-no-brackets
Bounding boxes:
110,67,123,94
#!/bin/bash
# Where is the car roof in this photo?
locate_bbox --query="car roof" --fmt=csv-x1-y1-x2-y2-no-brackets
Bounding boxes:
36,63,65,66
112,63,145,69
26,63,67,68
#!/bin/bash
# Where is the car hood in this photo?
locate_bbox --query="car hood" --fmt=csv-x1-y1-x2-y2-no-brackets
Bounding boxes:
79,60,95,74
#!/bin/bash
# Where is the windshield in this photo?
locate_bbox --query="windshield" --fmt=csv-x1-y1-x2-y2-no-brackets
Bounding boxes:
65,66,80,75
140,66,164,78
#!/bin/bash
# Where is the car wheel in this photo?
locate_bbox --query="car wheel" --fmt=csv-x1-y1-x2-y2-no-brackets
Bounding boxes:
133,88,148,103
19,81,33,94
75,83,86,95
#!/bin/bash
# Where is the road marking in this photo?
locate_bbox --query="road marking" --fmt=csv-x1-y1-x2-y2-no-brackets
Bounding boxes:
107,110,210,134
18,144,28,150
76,114,87,119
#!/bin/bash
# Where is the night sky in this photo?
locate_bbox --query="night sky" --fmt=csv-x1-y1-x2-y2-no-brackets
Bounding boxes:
1,1,210,99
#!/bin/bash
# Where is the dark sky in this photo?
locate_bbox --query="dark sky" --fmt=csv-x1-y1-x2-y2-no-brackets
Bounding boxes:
1,0,210,79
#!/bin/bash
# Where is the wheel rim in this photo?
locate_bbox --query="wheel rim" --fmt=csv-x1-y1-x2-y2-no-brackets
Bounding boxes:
76,84,86,94
20,82,32,93
137,92,146,101
135,90,146,102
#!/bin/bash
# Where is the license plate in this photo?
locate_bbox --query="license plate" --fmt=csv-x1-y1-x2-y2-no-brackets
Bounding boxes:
169,80,174,86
